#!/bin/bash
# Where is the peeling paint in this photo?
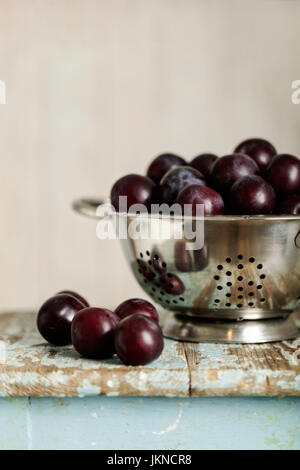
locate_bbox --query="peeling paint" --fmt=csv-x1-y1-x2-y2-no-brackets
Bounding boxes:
0,313,299,398
153,409,183,435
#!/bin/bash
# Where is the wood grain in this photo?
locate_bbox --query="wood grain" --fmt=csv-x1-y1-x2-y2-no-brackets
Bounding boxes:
0,312,300,397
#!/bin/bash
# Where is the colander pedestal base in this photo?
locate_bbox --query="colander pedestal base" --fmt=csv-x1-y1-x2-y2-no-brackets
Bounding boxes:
160,309,300,343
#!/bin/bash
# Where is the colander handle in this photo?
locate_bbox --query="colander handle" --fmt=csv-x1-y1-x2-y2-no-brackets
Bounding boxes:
295,230,300,249
72,198,107,219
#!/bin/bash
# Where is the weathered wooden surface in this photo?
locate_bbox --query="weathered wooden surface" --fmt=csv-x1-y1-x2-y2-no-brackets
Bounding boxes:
0,312,300,397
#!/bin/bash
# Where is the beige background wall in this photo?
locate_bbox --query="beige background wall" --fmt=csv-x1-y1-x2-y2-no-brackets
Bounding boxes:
0,0,300,310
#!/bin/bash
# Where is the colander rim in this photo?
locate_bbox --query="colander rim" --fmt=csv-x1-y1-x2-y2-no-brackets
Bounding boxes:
73,198,300,222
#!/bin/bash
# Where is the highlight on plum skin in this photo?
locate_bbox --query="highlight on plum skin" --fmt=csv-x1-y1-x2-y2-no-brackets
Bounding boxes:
229,175,276,215
115,298,159,323
234,138,276,172
114,314,164,366
147,153,186,184
160,166,206,205
57,290,89,308
210,153,259,193
71,307,119,359
110,174,156,212
176,184,224,216
190,153,218,178
266,154,300,195
37,294,84,346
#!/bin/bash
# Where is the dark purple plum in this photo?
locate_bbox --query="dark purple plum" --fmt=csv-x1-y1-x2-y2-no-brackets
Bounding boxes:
175,241,192,272
147,153,186,184
176,184,224,215
71,307,119,359
57,290,89,308
210,153,259,192
115,298,159,323
229,175,276,214
190,153,218,177
159,273,185,295
234,138,276,172
114,314,164,366
110,174,156,212
266,154,300,195
37,294,84,346
160,166,206,204
278,194,300,215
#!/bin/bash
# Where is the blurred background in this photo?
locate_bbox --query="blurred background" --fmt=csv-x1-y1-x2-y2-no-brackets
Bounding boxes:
0,0,299,311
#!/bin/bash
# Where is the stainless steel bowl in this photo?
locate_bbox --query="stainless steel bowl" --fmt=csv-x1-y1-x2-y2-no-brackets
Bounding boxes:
73,198,300,343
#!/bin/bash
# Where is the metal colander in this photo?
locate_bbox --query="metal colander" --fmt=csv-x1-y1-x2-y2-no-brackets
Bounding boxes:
73,198,300,343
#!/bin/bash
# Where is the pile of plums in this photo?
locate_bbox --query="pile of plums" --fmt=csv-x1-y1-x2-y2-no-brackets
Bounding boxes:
110,138,300,215
37,291,164,366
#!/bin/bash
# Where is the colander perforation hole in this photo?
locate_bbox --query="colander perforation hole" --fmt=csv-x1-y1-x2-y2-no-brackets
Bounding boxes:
214,275,220,280
226,303,231,307
226,293,231,298
237,254,243,260
257,285,262,290
260,274,266,279
226,271,232,276
146,250,150,256
148,260,152,265
248,302,254,307
226,257,231,263
214,299,220,303
238,295,243,299
238,287,243,292
248,292,254,297
237,264,243,269
227,282,232,287
217,286,223,290
162,262,167,268
217,265,223,270
237,304,243,308
179,297,184,302
249,257,255,263
248,281,254,286
257,264,263,269
260,298,266,302
140,253,143,258
237,276,243,281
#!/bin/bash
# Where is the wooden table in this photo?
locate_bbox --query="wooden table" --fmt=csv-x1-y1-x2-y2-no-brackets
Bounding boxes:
0,312,299,450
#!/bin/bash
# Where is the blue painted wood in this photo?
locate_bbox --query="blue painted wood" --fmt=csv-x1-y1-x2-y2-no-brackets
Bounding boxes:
0,396,299,450
0,398,29,450
1,313,300,397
